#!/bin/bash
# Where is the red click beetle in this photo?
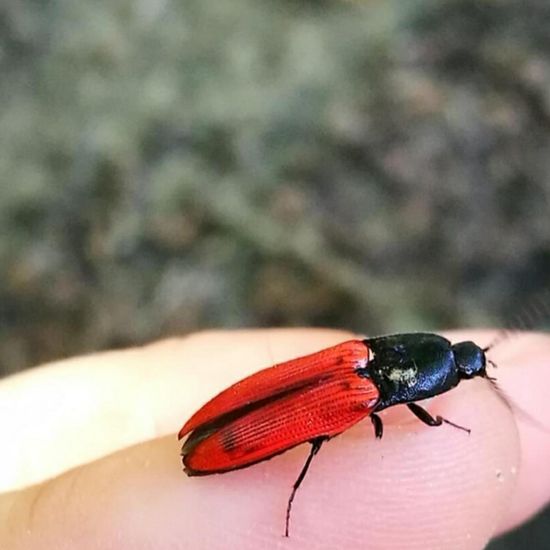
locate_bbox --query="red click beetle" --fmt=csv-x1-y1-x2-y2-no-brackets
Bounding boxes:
178,333,492,536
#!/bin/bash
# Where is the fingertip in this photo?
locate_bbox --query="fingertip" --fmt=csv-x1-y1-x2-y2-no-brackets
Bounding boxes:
145,330,550,546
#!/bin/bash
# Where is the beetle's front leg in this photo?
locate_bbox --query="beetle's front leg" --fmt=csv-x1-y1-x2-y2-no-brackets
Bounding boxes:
407,403,470,434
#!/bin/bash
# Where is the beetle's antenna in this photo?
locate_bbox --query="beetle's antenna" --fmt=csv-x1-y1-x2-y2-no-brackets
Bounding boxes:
483,290,550,352
485,375,550,434
482,291,550,432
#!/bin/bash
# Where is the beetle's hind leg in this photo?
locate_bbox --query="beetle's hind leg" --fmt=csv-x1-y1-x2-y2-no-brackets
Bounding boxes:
407,403,470,434
285,436,327,537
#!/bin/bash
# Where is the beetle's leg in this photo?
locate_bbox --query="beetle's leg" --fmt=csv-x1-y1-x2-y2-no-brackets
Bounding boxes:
370,413,383,439
407,403,471,434
285,437,326,537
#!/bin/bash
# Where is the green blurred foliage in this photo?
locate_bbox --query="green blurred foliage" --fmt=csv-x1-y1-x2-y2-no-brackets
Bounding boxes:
1,0,549,376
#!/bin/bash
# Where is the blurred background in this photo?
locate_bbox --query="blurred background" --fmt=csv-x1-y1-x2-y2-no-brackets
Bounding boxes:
0,0,549,547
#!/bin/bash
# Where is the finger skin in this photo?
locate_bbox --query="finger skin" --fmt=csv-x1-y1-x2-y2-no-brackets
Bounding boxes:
0,329,549,549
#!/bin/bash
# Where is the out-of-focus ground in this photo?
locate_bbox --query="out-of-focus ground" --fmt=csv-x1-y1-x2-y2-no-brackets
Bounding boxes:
0,1,549,547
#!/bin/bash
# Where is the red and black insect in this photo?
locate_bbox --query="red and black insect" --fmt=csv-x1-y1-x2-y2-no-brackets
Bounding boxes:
178,333,491,536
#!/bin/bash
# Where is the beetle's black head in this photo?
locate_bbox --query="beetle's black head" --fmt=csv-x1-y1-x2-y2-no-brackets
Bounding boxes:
452,341,486,379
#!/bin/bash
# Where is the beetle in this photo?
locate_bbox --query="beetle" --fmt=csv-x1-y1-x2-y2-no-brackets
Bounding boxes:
178,332,491,536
